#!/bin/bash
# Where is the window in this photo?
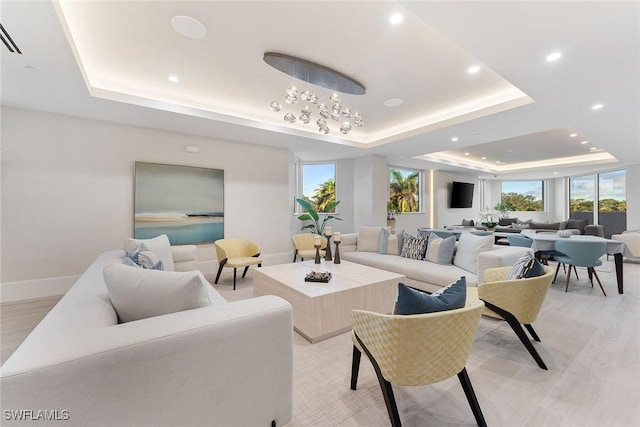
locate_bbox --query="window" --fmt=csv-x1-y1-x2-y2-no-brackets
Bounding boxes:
389,167,420,213
570,174,595,224
501,180,544,211
570,170,626,236
300,163,336,213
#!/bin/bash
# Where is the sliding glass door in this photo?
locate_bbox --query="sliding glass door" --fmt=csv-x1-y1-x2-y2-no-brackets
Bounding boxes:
569,174,594,226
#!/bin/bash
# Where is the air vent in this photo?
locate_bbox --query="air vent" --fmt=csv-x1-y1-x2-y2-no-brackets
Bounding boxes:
0,23,22,54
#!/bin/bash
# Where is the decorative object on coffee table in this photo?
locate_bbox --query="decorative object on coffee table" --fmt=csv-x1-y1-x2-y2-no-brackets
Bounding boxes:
334,232,341,264
314,235,322,264
304,270,332,283
325,226,333,261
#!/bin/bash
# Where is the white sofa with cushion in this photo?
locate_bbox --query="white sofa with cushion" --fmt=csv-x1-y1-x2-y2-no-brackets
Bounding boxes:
611,231,640,258
341,227,532,293
0,240,293,427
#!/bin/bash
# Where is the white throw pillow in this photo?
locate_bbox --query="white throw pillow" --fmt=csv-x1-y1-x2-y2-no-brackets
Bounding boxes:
453,233,494,274
125,234,175,271
104,263,211,323
358,226,389,252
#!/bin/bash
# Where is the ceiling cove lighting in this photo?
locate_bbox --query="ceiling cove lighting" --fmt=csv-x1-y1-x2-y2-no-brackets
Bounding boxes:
264,52,365,136
389,13,404,25
467,65,480,74
592,104,604,110
546,52,563,62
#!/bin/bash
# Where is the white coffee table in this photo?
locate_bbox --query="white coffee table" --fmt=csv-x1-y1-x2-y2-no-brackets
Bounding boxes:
253,260,405,343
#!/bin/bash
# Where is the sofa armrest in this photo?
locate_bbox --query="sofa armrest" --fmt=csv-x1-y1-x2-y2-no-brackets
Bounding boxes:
611,233,640,257
341,233,358,253
1,296,293,426
171,244,198,271
477,247,533,284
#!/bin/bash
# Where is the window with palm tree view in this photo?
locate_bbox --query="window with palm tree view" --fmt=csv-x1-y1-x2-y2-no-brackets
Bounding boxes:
389,167,420,213
301,163,336,213
501,180,544,211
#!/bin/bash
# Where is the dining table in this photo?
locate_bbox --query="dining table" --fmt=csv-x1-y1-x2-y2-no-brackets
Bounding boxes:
522,232,633,294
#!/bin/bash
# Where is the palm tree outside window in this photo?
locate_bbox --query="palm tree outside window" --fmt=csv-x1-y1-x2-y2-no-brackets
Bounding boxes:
301,163,337,213
389,167,420,213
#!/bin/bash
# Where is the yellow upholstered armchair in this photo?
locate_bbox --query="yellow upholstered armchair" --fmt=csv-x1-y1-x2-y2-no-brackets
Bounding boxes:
350,300,486,427
467,266,554,369
291,233,327,262
214,239,262,290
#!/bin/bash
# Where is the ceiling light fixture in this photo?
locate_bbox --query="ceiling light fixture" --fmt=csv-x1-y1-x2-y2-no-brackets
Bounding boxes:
569,133,577,137
464,152,470,156
264,52,365,136
590,147,598,151
467,65,480,74
481,156,487,160
581,140,589,145
389,13,404,25
546,51,563,62
592,104,604,110
168,75,180,83
451,137,459,142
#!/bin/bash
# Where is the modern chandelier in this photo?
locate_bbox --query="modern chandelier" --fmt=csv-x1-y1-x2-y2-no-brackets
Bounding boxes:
263,52,366,136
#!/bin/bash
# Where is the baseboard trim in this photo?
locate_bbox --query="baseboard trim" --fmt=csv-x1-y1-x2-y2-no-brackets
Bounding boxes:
1,275,79,303
1,251,294,302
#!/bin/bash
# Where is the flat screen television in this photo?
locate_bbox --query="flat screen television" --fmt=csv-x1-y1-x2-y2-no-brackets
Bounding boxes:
450,181,474,208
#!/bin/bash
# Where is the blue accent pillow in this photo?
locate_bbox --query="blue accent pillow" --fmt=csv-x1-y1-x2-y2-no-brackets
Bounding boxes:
522,258,545,278
507,253,545,280
424,232,456,265
394,277,467,315
123,243,164,270
378,227,390,254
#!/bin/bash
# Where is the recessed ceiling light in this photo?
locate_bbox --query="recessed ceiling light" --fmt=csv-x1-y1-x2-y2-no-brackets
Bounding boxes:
546,52,563,62
553,172,558,175
389,13,404,25
464,152,470,156
569,133,577,137
580,140,589,145
495,160,501,164
383,98,404,107
481,156,487,160
168,75,180,83
451,137,459,142
590,147,598,151
508,149,513,152
467,65,480,74
171,15,207,39
184,145,200,153
592,104,604,110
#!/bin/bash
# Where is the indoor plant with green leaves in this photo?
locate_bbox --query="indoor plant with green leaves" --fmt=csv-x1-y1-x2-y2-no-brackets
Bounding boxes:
296,198,342,235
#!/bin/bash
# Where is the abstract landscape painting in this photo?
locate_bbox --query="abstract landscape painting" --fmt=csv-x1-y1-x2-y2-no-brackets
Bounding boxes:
134,162,224,244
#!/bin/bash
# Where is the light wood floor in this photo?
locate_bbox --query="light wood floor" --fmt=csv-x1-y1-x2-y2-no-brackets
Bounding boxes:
2,259,640,426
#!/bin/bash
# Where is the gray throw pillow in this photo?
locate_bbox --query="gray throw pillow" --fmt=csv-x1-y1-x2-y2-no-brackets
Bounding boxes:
394,277,467,315
424,233,456,265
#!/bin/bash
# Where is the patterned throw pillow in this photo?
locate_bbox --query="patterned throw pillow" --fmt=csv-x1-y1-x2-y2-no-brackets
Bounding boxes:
424,233,456,265
123,243,164,270
507,253,545,280
400,234,428,260
394,277,467,315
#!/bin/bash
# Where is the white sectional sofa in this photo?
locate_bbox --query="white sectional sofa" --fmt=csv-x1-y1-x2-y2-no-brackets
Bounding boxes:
0,245,293,427
341,229,531,293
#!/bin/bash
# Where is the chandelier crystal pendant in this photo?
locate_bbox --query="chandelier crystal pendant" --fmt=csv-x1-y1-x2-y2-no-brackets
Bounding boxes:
264,52,365,136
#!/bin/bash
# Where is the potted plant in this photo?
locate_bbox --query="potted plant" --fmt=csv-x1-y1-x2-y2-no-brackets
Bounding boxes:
296,198,342,235
494,201,515,219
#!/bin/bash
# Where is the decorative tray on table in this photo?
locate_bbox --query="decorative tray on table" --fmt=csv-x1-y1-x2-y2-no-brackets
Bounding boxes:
304,271,332,283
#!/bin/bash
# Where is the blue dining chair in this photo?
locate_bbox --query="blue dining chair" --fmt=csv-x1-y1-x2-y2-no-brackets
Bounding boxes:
507,234,533,247
553,240,607,296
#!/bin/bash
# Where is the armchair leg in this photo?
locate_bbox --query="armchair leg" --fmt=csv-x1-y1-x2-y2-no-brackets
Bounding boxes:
483,301,548,370
553,262,562,284
242,266,249,278
354,333,401,427
214,259,227,284
524,324,541,342
564,264,573,292
233,268,237,290
457,368,487,427
350,346,362,390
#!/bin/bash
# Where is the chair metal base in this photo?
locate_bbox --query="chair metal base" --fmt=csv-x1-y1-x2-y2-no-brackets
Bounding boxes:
482,301,548,370
553,264,606,296
351,335,487,427
214,259,262,290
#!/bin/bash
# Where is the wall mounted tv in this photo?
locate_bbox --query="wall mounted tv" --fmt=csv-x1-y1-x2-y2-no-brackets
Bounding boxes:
450,181,474,208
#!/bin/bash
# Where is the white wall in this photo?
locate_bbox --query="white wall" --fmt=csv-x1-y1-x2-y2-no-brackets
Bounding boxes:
435,171,481,227
1,107,291,301
626,163,640,231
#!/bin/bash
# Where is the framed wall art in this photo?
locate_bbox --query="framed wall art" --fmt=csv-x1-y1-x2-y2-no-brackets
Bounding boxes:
134,162,224,244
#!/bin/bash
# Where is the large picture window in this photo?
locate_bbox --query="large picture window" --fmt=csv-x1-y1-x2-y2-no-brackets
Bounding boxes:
301,163,336,213
389,167,420,213
570,170,626,237
501,180,544,211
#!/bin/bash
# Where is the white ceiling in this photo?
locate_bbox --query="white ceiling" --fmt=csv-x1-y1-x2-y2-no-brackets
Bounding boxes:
2,1,639,180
